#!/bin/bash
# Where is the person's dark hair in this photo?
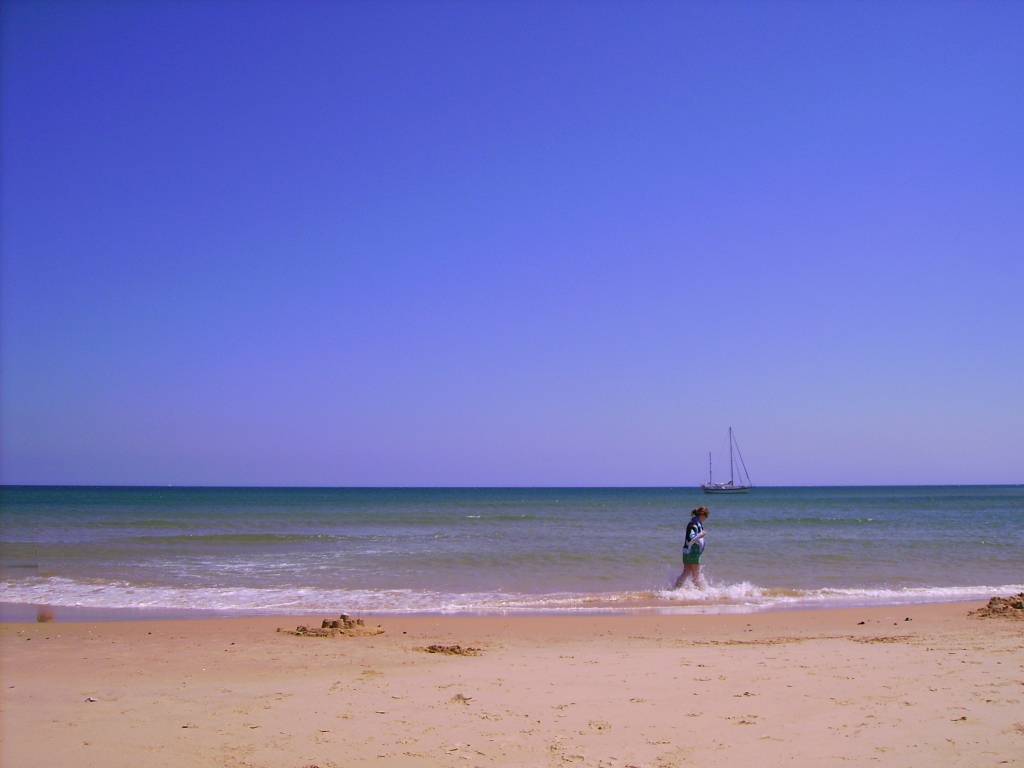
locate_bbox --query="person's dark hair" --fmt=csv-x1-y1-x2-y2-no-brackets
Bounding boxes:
692,506,710,518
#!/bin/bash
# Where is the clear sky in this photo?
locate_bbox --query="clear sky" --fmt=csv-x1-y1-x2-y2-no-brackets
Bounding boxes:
2,1,1022,486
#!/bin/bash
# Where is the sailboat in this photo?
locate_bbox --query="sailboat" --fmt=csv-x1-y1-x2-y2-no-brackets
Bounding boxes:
701,427,752,494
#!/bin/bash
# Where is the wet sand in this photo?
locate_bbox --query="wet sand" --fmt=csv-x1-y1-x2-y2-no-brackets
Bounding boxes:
1,601,1022,767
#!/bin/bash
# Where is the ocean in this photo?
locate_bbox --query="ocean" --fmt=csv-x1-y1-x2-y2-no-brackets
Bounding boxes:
1,485,1021,617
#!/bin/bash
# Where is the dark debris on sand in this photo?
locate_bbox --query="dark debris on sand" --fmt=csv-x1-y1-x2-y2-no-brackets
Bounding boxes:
281,614,385,637
421,644,482,656
971,594,1024,619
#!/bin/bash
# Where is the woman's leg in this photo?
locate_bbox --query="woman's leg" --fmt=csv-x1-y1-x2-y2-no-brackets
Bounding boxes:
692,564,705,589
673,565,689,589
674,564,695,589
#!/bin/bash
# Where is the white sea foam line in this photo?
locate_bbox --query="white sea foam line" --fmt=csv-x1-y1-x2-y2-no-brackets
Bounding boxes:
1,577,1021,615
653,580,767,602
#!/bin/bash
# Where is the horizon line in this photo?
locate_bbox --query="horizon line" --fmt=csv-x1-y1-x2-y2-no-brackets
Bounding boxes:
1,483,1022,490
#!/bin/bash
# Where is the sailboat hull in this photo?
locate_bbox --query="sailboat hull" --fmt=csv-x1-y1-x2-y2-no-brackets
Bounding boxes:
701,484,750,494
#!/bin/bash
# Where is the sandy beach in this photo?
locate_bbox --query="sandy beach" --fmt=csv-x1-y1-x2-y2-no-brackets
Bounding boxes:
1,601,1021,767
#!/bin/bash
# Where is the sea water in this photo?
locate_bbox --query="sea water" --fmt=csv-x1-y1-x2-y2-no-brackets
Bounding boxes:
1,486,1021,616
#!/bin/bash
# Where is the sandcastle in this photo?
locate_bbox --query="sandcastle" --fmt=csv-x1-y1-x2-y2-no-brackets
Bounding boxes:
280,614,385,637
971,593,1024,619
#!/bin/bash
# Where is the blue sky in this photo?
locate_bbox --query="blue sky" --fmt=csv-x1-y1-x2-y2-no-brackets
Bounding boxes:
2,1,1022,485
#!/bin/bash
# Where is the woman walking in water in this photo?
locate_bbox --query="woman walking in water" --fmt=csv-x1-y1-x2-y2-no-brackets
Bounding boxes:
673,506,709,589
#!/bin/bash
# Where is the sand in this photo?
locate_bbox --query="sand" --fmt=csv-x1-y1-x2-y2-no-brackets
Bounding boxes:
1,602,1022,767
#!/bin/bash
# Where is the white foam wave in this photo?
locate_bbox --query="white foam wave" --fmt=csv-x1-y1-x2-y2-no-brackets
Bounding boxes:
772,584,1024,607
654,580,768,603
1,577,1021,616
0,578,602,615
655,581,1024,613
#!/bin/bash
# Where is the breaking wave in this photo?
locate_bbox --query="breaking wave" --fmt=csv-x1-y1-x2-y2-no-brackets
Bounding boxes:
2,577,1022,616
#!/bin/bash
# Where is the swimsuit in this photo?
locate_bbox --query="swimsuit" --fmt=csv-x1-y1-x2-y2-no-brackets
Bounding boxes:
683,517,704,565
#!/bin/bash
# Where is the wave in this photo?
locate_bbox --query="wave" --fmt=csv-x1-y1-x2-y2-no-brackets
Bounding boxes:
86,519,184,529
651,582,1024,610
737,516,878,527
122,533,351,546
1,577,1021,616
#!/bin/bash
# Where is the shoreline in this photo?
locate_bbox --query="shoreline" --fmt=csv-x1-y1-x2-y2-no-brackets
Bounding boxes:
1,592,1014,624
4,596,985,630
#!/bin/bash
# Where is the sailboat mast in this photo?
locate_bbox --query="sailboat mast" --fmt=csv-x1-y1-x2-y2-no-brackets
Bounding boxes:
708,452,712,484
729,426,735,484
